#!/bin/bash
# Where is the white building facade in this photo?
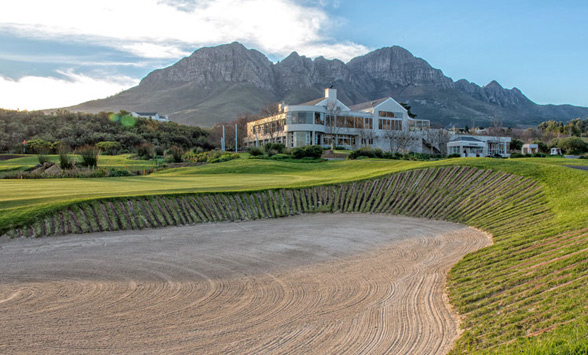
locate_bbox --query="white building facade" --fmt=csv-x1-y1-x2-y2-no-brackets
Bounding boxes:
447,134,511,157
131,112,170,122
245,88,437,153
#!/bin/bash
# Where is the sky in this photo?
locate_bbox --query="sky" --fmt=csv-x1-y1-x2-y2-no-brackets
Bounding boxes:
0,0,587,110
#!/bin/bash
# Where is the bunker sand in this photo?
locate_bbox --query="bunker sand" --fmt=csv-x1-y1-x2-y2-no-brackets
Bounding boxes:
0,214,490,354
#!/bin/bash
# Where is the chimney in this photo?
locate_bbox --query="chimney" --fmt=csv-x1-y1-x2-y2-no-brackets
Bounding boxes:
325,88,337,106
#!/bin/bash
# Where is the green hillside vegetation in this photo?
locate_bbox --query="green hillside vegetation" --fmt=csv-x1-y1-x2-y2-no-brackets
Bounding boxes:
0,109,211,153
0,156,587,353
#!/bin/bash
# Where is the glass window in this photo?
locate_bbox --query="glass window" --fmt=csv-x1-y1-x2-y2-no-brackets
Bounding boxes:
346,117,354,128
291,111,314,124
314,112,324,125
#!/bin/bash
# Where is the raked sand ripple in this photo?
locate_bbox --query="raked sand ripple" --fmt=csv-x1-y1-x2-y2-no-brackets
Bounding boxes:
0,214,490,354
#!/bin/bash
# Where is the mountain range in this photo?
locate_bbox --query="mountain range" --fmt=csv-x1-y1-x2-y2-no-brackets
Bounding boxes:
68,42,588,128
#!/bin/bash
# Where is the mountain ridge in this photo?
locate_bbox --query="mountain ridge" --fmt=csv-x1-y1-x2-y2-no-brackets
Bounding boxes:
67,42,588,127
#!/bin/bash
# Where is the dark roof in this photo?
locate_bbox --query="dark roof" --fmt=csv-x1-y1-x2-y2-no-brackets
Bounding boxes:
298,98,325,106
450,136,483,142
134,112,158,116
349,97,390,111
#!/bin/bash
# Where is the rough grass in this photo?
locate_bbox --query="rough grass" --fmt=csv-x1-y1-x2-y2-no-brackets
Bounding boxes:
1,156,587,353
0,154,156,173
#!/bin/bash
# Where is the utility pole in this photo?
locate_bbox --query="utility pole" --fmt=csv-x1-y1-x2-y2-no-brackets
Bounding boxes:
221,126,225,152
235,123,238,153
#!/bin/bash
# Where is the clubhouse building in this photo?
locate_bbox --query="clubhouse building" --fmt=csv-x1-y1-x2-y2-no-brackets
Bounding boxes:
244,88,437,153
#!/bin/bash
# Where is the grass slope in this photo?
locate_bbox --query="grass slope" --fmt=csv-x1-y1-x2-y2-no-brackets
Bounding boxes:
1,156,587,353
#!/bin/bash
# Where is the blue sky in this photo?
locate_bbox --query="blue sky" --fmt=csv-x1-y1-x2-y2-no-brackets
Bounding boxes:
0,0,586,110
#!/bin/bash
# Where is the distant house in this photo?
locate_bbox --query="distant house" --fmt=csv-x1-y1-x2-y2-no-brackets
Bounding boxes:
447,134,511,157
550,147,562,156
521,143,539,155
131,112,170,122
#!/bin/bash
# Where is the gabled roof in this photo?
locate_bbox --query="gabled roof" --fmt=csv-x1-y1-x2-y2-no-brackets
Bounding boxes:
349,97,391,111
134,112,158,116
450,136,483,142
299,98,326,106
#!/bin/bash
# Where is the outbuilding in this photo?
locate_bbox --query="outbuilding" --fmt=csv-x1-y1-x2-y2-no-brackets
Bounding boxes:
521,143,539,155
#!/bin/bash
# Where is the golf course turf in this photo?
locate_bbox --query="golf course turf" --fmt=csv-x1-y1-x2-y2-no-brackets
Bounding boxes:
1,156,587,353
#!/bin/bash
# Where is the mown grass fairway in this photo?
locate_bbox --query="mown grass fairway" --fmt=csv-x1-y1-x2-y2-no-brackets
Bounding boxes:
1,155,587,353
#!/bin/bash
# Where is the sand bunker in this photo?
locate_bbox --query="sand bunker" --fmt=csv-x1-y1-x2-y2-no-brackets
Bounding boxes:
0,214,490,354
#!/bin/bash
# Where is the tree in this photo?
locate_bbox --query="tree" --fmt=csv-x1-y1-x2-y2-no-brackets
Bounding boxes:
399,103,417,118
425,129,450,156
385,129,413,154
326,104,342,151
510,139,524,152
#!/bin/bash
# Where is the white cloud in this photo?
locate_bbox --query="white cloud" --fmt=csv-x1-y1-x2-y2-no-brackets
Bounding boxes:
0,0,368,61
0,71,138,110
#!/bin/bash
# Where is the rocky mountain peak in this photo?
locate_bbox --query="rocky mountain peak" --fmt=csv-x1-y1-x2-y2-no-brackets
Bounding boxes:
484,80,503,89
140,41,275,90
347,46,454,88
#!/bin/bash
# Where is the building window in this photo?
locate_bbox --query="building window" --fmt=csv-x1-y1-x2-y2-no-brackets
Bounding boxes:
314,112,324,125
379,111,401,118
378,118,402,131
291,111,314,124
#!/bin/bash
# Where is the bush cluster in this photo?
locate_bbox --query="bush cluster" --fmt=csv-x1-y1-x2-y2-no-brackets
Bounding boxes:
136,143,155,159
59,148,74,170
348,147,433,161
248,147,264,156
291,145,323,159
263,143,286,156
167,146,184,163
76,145,100,168
96,141,122,155
184,150,240,164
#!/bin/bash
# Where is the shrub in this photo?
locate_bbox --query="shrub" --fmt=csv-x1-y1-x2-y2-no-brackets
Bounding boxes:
136,143,154,159
263,143,286,154
96,141,122,155
77,145,100,168
25,139,51,154
184,150,240,164
510,153,525,158
59,146,74,169
248,146,264,156
37,152,50,164
447,153,461,158
154,146,165,156
108,169,133,177
348,147,375,160
291,145,323,159
168,145,184,163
